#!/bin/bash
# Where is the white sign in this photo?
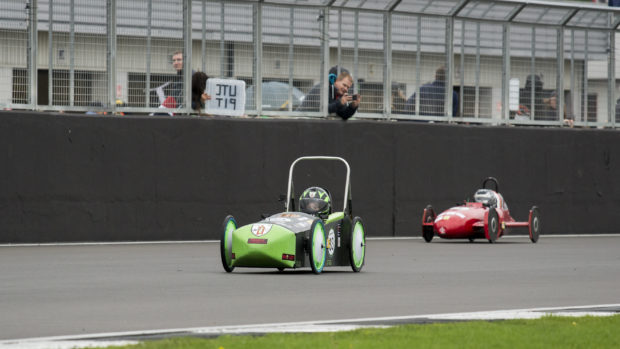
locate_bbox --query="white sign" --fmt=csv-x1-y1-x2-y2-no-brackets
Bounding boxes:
509,78,520,111
205,78,246,116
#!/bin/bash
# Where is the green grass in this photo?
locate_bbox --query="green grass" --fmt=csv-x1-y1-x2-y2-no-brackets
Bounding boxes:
106,315,620,349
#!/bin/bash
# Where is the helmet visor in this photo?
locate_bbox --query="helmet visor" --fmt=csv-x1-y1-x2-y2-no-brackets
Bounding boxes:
300,198,329,215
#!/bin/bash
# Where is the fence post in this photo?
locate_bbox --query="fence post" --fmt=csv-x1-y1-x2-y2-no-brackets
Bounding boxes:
557,27,565,126
183,0,192,114
501,23,511,123
27,0,38,109
107,0,116,112
288,7,294,112
254,2,263,116
584,31,589,126
444,17,454,121
320,7,329,117
70,0,75,107
608,24,616,127
48,0,53,107
145,0,152,108
383,12,392,120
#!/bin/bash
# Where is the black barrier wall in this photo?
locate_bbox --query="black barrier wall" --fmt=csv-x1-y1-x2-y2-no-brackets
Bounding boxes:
1,111,619,242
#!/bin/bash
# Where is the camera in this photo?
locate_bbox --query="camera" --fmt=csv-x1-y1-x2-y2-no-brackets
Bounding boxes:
352,94,358,101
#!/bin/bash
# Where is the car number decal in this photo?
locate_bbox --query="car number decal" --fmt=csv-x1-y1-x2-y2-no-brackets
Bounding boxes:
251,224,272,237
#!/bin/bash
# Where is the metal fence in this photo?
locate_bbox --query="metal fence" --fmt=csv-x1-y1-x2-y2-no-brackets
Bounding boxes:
1,0,620,127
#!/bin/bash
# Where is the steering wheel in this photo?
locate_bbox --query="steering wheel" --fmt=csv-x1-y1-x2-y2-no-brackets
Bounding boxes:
482,177,499,192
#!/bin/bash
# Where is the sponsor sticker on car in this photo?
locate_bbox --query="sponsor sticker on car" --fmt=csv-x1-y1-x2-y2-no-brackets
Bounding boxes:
327,229,336,256
251,224,272,237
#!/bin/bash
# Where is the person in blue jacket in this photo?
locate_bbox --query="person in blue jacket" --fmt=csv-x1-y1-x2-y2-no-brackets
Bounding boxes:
405,66,458,117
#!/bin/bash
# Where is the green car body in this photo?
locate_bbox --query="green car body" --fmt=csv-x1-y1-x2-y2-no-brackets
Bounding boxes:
220,156,366,274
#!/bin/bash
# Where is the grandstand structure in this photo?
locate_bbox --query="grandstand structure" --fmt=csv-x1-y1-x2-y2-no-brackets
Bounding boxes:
1,0,620,127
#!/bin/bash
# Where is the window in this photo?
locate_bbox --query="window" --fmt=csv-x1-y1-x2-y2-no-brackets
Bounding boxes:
12,68,28,104
587,94,597,123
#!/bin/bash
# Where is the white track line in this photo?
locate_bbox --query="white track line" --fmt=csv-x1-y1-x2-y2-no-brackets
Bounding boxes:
1,304,618,349
1,234,619,247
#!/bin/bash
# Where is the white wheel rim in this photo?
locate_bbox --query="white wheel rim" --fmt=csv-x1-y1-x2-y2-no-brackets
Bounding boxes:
313,227,325,268
352,223,364,265
491,217,498,233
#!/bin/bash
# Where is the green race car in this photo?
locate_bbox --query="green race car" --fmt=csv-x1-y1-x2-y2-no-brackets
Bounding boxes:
220,156,366,274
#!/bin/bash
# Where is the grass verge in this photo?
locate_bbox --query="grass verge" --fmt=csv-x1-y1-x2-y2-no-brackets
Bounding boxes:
105,314,620,349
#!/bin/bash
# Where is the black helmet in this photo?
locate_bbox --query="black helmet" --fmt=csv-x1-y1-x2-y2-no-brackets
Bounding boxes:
299,187,331,216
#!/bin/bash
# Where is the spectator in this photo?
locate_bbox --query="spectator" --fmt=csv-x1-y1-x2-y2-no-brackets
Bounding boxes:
404,66,458,117
540,90,574,127
391,82,408,114
191,71,211,114
169,50,190,106
297,65,361,120
518,74,544,120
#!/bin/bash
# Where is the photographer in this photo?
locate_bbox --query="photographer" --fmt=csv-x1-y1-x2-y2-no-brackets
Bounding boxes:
297,66,361,120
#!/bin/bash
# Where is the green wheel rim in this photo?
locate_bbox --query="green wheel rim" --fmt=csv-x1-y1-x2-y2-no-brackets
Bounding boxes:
352,221,365,268
311,222,326,272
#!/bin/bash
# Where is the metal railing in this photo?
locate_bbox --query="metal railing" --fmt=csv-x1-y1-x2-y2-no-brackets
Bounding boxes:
1,0,619,127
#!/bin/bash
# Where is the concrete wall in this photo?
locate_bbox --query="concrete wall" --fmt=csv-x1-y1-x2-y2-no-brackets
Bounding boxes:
1,110,619,243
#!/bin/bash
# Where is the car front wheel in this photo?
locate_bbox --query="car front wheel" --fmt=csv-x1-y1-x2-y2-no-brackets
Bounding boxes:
529,206,541,243
485,209,499,243
349,217,366,272
308,219,327,274
220,215,237,272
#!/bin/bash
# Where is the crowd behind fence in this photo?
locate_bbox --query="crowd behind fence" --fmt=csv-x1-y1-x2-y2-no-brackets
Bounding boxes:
1,0,620,127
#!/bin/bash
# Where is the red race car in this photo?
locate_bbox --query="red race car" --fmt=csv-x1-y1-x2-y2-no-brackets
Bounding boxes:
421,177,540,243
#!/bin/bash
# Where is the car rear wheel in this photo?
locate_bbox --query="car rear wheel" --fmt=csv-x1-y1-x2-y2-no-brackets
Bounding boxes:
309,219,327,274
529,206,540,243
422,205,436,243
485,209,499,243
349,217,366,272
220,215,237,272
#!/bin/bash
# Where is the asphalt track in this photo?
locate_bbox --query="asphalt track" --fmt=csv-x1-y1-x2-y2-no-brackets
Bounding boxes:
1,235,619,341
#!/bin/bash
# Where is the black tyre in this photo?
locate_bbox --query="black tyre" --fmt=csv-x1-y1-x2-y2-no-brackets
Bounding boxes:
422,205,436,243
485,209,499,243
220,215,237,272
349,217,366,272
308,219,327,274
529,206,540,243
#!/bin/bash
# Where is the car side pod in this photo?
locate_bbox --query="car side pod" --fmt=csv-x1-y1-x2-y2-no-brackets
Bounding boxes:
528,206,541,243
421,205,436,243
484,208,500,243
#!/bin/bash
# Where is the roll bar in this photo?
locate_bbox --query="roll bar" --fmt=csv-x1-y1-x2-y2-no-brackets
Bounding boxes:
285,156,352,215
482,177,499,192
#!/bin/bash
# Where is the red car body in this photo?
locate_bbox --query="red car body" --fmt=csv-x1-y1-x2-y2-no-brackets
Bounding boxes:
422,178,540,243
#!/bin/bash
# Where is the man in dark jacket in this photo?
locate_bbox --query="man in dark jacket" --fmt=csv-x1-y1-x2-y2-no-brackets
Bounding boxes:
297,66,361,120
405,66,458,117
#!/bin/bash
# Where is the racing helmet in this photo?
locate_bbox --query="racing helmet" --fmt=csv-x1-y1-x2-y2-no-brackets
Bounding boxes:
299,186,331,216
473,189,497,207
